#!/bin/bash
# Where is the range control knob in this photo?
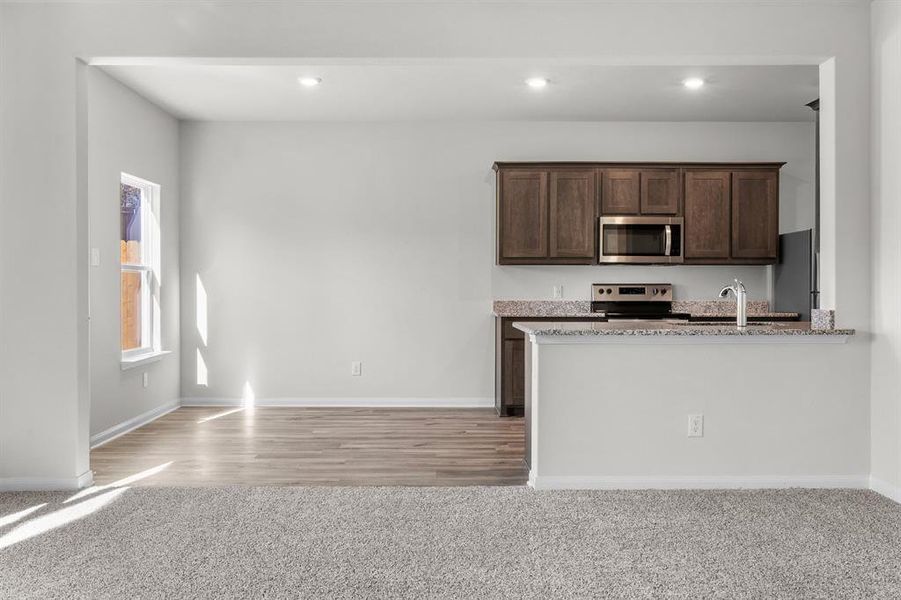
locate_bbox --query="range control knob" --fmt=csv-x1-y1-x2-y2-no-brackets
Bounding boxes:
652,289,659,295
606,288,613,295
660,288,668,295
597,289,605,295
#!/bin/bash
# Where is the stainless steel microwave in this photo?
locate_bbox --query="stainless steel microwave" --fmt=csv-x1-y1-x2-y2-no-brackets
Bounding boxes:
599,216,684,264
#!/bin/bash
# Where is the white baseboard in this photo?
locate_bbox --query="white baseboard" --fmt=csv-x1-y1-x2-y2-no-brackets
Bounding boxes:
0,469,93,492
529,473,869,491
870,476,901,504
179,396,494,408
90,400,180,449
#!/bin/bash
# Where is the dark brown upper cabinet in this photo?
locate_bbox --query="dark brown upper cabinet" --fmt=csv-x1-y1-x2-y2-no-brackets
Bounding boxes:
600,168,680,216
732,170,779,260
497,167,595,264
601,169,640,215
684,171,732,259
549,170,596,259
498,170,548,260
494,162,782,266
640,169,680,215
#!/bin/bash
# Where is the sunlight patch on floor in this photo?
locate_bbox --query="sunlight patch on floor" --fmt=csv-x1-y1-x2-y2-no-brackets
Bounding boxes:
197,408,244,423
0,503,48,529
0,488,127,550
65,461,173,504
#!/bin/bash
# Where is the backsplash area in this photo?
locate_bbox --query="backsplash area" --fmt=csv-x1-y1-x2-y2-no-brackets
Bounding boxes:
491,265,772,303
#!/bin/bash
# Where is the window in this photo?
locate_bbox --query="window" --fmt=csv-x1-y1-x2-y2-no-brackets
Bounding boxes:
120,173,161,361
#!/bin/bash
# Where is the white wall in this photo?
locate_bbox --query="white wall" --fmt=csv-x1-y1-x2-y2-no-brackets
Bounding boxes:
181,120,812,401
870,0,901,501
87,68,180,439
0,0,871,488
529,336,868,488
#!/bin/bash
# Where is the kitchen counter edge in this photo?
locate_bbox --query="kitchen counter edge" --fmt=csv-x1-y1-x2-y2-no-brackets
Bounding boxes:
512,321,855,338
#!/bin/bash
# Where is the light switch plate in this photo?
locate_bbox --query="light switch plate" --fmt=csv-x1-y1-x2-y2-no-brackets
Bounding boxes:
142,372,149,388
351,361,362,376
90,248,101,267
553,285,564,299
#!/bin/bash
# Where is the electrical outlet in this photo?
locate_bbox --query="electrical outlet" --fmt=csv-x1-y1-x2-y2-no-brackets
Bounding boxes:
351,361,362,376
142,372,149,388
553,285,564,299
688,414,704,437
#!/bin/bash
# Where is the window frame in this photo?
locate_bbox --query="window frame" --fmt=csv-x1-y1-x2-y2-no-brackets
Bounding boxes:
120,172,161,361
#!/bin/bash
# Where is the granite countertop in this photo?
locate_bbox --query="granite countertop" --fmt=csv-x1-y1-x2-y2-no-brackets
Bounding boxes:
493,299,799,320
492,300,601,318
512,321,855,337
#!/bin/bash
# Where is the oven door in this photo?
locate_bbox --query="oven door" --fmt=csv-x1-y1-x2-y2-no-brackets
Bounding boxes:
599,216,684,264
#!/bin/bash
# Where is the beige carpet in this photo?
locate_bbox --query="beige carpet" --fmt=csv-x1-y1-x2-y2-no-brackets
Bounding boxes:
1,487,900,599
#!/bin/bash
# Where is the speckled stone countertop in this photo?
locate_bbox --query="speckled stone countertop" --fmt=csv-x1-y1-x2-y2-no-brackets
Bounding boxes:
492,300,600,318
512,321,855,337
492,300,799,319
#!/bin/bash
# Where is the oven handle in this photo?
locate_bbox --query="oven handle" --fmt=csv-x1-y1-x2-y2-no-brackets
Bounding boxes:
664,225,672,256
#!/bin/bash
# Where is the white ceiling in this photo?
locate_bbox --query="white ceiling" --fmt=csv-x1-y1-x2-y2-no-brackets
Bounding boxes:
100,63,818,122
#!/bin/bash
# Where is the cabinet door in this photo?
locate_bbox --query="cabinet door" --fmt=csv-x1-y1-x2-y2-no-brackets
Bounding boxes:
601,169,640,215
499,170,548,260
640,169,680,215
684,171,731,259
549,170,596,258
503,339,525,409
732,171,779,259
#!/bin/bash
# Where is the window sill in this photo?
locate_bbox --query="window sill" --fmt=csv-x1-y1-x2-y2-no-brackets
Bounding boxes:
121,350,171,371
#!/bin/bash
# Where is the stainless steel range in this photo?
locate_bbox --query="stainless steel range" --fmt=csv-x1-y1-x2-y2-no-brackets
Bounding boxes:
590,283,690,321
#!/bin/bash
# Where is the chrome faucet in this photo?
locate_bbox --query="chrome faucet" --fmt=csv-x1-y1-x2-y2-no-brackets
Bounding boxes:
719,279,748,328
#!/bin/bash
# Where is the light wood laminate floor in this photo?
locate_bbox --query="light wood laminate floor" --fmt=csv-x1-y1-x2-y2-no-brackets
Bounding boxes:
90,407,527,487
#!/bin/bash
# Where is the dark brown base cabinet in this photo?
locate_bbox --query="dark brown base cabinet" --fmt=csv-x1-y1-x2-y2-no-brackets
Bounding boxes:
495,316,606,416
496,318,524,416
495,162,784,266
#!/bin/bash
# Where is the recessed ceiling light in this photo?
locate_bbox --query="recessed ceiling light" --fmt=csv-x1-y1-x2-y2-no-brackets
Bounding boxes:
298,77,322,87
525,77,550,89
682,77,705,90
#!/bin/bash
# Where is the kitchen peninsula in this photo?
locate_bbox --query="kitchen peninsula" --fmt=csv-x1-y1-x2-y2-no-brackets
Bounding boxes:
494,296,802,416
515,319,860,490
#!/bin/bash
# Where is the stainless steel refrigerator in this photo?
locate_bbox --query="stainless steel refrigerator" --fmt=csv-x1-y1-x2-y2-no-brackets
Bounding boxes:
774,229,816,321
